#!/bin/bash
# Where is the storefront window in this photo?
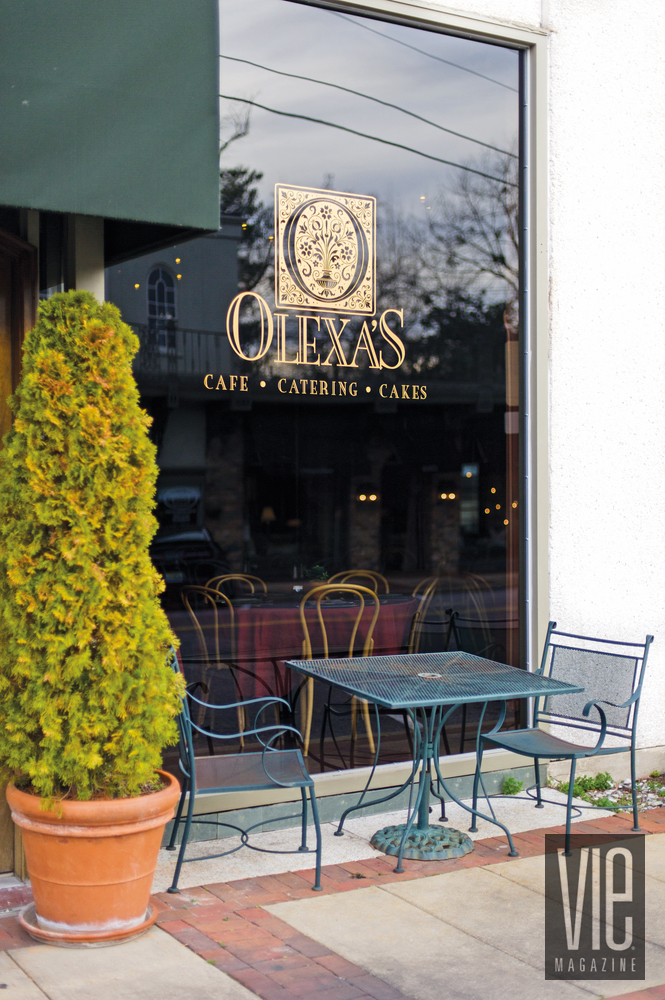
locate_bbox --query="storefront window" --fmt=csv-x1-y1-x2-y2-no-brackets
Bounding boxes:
106,0,521,772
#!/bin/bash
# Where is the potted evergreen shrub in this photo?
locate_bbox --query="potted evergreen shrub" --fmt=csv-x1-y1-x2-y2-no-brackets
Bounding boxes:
0,292,183,944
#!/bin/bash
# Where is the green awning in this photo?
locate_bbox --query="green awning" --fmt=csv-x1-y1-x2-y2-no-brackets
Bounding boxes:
0,0,220,231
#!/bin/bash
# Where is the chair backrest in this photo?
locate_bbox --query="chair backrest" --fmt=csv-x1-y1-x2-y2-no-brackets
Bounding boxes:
169,647,195,781
327,570,389,594
536,621,654,742
206,573,268,595
407,578,440,653
168,647,299,785
448,612,519,664
299,584,381,660
181,585,236,668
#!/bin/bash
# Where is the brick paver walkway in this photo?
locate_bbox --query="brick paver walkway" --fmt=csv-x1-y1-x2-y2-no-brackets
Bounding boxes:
3,809,665,999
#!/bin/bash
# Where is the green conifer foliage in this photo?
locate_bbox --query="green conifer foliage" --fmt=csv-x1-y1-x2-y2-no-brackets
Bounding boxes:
0,292,183,800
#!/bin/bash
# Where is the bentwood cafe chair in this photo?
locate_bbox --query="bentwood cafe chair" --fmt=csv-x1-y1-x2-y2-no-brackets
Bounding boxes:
298,584,381,762
472,621,653,854
166,648,322,894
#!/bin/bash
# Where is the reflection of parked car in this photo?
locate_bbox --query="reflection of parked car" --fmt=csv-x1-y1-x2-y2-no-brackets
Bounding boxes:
150,528,229,607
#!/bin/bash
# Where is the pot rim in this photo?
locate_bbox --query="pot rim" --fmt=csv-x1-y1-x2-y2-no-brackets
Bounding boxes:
6,769,180,828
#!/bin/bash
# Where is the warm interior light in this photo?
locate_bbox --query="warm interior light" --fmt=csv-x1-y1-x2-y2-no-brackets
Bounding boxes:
504,519,509,525
484,508,490,514
441,493,447,500
495,504,501,510
512,501,518,508
358,494,366,501
448,493,455,499
369,494,377,501
490,487,496,494
465,472,472,478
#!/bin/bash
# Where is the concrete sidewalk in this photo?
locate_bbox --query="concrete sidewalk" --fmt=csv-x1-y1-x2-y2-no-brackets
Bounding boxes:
0,927,258,1000
2,801,665,1000
267,838,665,1000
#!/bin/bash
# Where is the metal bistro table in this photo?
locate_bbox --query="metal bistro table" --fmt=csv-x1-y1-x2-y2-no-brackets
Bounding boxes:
285,650,584,869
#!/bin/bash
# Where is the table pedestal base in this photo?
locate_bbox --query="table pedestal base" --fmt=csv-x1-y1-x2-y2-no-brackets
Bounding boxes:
370,824,473,861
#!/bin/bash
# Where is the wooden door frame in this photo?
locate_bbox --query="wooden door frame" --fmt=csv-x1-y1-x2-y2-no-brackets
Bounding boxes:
0,228,37,391
0,226,37,877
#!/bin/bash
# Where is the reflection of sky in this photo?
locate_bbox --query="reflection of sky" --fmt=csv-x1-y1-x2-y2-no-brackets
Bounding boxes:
219,0,519,215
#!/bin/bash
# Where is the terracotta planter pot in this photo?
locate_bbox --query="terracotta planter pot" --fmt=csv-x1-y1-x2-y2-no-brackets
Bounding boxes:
6,770,179,944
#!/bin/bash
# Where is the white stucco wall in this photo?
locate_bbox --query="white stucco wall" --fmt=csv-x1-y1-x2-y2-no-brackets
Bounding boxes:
545,0,665,749
409,0,665,749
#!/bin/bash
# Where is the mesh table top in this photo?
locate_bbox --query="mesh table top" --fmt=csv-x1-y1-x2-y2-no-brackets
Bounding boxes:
284,650,584,710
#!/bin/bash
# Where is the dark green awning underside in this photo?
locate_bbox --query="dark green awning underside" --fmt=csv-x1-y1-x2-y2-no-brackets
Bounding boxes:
0,0,220,231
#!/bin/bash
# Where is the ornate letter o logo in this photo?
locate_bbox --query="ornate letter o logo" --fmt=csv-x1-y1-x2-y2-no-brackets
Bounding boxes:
226,292,273,361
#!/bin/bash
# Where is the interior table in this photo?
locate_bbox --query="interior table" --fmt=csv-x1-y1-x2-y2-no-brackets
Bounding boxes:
284,650,584,869
170,594,419,699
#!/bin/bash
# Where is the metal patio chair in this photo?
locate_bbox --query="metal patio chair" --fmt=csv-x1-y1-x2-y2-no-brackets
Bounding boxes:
327,570,390,593
206,573,268,596
181,585,245,745
298,584,380,765
471,621,654,854
448,611,521,751
166,649,322,893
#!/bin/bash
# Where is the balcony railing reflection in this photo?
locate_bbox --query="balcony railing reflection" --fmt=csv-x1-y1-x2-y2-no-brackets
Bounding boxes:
132,324,229,377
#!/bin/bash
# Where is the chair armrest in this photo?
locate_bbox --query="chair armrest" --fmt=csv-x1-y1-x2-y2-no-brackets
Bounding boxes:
581,700,608,755
186,691,306,748
593,692,640,710
186,691,292,714
260,731,310,788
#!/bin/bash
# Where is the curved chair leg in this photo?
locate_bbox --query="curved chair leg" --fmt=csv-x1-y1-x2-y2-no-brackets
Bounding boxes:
564,758,577,857
402,711,414,755
470,739,484,832
534,757,544,807
309,785,323,891
166,779,187,851
631,743,640,832
302,677,314,757
319,696,331,772
440,724,451,756
298,788,309,852
360,699,376,755
350,697,358,769
168,777,195,893
237,703,246,751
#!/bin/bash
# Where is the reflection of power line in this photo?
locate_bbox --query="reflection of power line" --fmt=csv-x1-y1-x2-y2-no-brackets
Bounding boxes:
334,12,519,93
221,55,516,159
220,95,518,186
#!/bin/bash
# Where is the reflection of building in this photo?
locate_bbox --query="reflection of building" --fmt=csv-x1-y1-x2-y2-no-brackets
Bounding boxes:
106,218,245,556
106,216,243,400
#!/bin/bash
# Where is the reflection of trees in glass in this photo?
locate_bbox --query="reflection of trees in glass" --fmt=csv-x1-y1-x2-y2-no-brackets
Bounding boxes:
420,150,518,326
220,166,274,292
404,289,506,381
394,150,518,377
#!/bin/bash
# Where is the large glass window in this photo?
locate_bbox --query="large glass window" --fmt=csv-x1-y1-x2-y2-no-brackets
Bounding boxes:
107,0,521,773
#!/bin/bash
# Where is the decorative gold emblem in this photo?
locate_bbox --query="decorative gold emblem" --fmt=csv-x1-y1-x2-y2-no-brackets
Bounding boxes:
275,184,376,315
